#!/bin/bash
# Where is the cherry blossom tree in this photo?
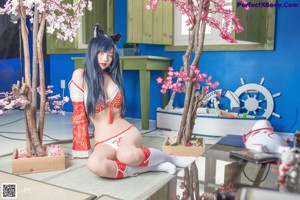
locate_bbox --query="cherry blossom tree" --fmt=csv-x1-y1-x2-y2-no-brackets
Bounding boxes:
147,0,247,199
0,85,69,116
0,0,92,156
147,0,246,144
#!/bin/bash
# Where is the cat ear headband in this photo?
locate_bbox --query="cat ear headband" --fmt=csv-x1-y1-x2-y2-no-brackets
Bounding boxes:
93,23,121,44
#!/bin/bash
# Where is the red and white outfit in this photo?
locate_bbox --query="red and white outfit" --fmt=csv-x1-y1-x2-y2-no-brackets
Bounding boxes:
69,78,195,178
94,125,133,150
68,78,126,157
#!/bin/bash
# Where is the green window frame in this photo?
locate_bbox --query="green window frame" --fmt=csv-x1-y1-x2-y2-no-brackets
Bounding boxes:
46,0,115,54
127,0,276,51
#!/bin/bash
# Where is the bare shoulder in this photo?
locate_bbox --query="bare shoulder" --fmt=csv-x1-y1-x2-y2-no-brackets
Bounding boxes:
72,68,84,79
71,68,84,87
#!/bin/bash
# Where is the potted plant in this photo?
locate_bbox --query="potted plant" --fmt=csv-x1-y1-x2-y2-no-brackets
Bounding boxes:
0,0,92,174
146,0,247,198
158,65,218,156
1,84,70,174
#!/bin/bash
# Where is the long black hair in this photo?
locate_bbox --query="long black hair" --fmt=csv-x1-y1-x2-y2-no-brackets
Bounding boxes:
83,24,125,118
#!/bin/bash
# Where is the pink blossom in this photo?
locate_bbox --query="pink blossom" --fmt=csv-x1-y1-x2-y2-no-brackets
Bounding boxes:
157,65,219,95
0,85,68,116
190,65,197,70
180,71,188,78
203,86,210,94
206,76,212,83
184,77,191,81
160,89,167,94
63,96,70,102
166,76,173,81
168,66,174,71
211,81,220,89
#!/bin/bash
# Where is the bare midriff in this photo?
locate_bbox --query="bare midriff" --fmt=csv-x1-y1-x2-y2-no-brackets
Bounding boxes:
91,107,137,143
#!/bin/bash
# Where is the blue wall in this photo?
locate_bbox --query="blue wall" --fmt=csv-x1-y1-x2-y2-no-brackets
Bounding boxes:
1,0,299,133
0,58,20,92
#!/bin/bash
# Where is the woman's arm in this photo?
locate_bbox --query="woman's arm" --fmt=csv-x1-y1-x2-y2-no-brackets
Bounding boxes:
69,69,91,158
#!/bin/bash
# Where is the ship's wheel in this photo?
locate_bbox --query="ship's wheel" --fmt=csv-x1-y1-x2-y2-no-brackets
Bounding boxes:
234,77,281,119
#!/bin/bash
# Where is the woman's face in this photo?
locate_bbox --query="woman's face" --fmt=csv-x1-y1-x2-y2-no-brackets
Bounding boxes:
97,48,114,70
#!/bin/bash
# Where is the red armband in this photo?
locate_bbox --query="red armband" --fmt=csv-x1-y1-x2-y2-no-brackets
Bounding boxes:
72,101,91,158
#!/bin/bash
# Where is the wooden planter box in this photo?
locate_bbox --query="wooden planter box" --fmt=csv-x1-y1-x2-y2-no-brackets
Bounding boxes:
162,136,205,157
12,144,65,174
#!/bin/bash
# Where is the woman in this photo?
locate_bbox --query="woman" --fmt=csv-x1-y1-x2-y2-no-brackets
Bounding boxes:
69,24,195,179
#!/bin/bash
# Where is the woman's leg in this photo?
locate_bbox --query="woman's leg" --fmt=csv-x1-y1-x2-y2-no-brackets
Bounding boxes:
87,144,118,178
87,143,176,179
139,147,196,168
117,127,196,168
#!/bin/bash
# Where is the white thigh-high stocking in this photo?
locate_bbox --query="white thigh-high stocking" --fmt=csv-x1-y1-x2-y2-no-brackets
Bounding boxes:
139,148,196,168
114,160,176,179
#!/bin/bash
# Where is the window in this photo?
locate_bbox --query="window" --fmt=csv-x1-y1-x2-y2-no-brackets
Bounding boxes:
78,0,114,49
46,0,114,54
174,0,239,46
126,0,275,51
167,0,276,51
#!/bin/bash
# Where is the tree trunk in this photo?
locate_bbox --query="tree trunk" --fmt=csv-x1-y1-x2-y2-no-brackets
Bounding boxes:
19,0,45,156
182,162,200,199
32,2,39,113
191,162,200,200
176,0,196,145
177,1,209,199
184,167,191,198
185,86,197,142
19,0,32,152
24,107,44,156
189,166,194,200
177,81,193,144
37,10,46,144
177,0,209,145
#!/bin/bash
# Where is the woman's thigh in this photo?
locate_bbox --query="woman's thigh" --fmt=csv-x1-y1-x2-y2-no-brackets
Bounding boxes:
89,144,117,162
87,144,118,177
117,126,144,165
119,126,142,148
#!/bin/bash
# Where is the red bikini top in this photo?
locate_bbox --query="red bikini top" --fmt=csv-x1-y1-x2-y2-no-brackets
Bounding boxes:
68,77,122,124
95,87,122,112
95,86,122,124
